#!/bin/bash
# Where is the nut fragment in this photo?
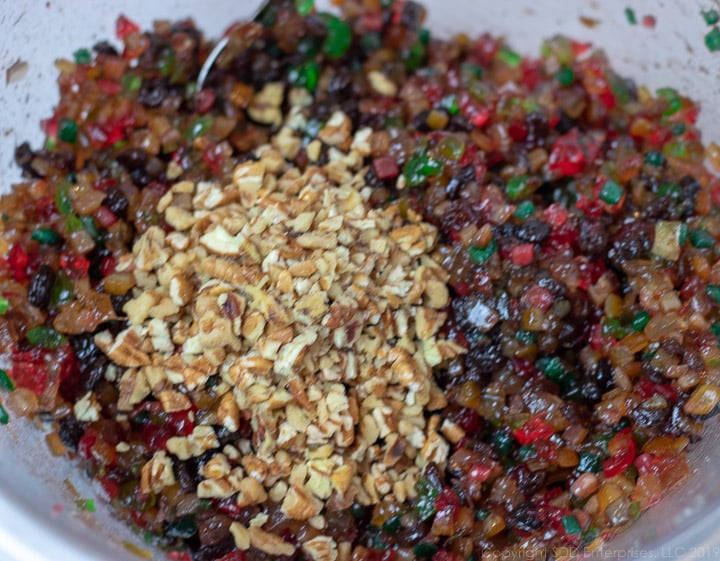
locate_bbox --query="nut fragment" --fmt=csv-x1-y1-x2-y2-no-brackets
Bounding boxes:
303,536,339,561
249,526,296,557
140,451,176,494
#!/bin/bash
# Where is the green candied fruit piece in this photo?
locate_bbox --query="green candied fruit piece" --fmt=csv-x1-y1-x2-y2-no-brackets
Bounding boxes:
413,543,438,558
403,152,442,186
295,0,314,16
689,228,715,248
537,356,565,382
577,451,601,473
513,200,535,220
122,74,142,93
288,60,320,92
0,404,8,425
706,27,720,52
0,370,14,391
55,181,73,215
73,48,92,65
26,326,66,349
320,14,352,59
31,227,61,245
562,514,582,535
556,66,575,86
703,9,720,26
0,297,7,315
497,47,521,68
469,239,498,264
625,7,637,25
50,273,74,307
644,151,664,166
186,116,213,140
599,180,624,205
707,285,720,303
506,175,530,200
438,136,464,160
58,117,78,143
631,310,651,331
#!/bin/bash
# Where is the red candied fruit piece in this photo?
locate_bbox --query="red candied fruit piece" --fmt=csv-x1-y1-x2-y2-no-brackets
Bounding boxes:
455,407,482,434
97,79,122,95
100,256,116,276
603,427,637,478
473,33,500,65
42,114,59,138
468,462,494,484
648,127,672,148
78,427,97,461
511,357,537,378
202,143,227,176
510,243,535,266
116,15,140,40
100,477,120,501
575,195,604,217
543,202,568,228
60,252,90,278
195,89,217,114
514,415,554,445
508,120,528,142
94,206,118,228
7,243,28,282
521,285,554,311
93,177,118,191
373,156,400,180
548,130,586,176
434,487,460,529
451,280,471,297
521,58,543,90
367,548,397,561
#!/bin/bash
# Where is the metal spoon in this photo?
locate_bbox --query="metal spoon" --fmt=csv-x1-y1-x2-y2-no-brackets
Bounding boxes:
196,0,278,89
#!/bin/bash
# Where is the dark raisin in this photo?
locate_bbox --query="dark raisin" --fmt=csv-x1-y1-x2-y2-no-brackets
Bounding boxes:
449,113,473,132
554,111,576,134
175,461,197,492
104,187,130,219
28,265,56,310
110,294,132,316
88,247,111,281
58,415,85,450
187,534,235,561
525,111,549,148
506,502,543,531
130,168,152,187
516,219,551,244
117,148,148,170
93,40,119,56
401,1,424,30
412,109,433,132
629,401,670,428
608,220,653,270
69,333,110,393
510,465,546,497
14,142,37,176
138,79,168,108
577,218,609,256
198,513,232,546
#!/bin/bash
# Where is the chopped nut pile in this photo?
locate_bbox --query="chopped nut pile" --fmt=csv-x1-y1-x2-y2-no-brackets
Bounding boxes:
93,129,464,531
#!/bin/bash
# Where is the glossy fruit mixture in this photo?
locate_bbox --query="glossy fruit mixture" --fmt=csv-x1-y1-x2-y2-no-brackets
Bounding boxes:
2,1,720,560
